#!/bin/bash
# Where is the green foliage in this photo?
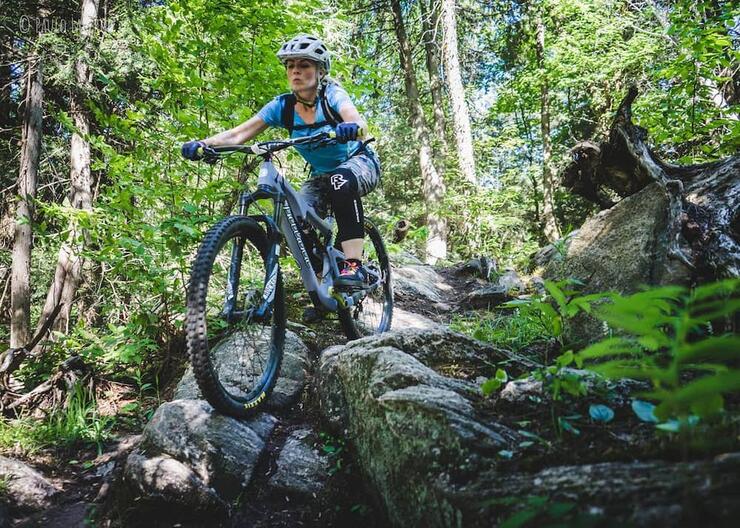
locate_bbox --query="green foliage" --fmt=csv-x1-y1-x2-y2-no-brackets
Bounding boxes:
451,309,552,353
319,431,347,476
0,384,114,455
486,495,599,528
576,279,740,423
503,280,611,346
0,474,10,497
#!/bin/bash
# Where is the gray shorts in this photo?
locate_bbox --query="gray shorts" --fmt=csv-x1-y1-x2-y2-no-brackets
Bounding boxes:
300,148,381,213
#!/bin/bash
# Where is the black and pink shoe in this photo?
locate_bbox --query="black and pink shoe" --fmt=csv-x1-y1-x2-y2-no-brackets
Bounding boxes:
335,259,367,289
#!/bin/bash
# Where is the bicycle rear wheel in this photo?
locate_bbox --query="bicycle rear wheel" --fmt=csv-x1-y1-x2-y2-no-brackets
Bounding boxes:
186,216,285,418
339,219,393,340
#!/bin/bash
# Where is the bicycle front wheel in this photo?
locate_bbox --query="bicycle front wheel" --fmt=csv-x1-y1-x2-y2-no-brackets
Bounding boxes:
339,219,393,340
186,216,285,418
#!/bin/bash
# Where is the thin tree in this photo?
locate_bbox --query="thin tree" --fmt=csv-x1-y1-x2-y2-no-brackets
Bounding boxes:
419,0,448,167
10,55,43,348
37,0,98,333
440,0,477,185
390,0,448,263
535,9,560,242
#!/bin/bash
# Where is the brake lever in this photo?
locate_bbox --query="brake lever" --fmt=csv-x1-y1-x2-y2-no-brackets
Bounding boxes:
202,145,219,164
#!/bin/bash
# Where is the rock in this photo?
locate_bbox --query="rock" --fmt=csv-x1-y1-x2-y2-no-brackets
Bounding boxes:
0,503,9,528
532,230,578,271
544,184,690,292
497,269,524,294
392,307,439,330
393,264,452,303
122,400,276,518
389,251,424,266
317,328,524,527
0,456,58,513
455,256,497,280
174,329,310,410
465,284,510,308
499,377,544,403
500,369,648,406
449,452,740,527
543,183,693,344
528,275,546,294
269,428,330,497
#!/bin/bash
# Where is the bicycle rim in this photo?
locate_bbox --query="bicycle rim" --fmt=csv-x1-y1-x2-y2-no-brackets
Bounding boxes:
187,216,285,417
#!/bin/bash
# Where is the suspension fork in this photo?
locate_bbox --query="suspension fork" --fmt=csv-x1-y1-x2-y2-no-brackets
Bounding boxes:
252,198,284,322
222,189,283,323
222,235,245,322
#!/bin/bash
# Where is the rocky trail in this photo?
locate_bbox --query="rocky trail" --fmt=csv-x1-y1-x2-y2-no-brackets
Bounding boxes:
1,255,510,528
2,252,739,527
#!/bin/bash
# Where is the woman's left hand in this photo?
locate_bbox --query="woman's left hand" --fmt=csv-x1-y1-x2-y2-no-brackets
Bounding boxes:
335,122,360,143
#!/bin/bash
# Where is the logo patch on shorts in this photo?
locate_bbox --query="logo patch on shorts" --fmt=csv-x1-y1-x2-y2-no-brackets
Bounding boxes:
331,174,347,190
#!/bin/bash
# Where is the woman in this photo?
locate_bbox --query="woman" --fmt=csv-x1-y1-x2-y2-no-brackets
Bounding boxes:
181,35,381,303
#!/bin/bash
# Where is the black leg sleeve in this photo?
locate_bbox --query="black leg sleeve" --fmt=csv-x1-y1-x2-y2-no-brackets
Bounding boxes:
328,168,365,243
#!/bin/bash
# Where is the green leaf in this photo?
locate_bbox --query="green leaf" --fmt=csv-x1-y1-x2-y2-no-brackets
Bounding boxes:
544,280,568,313
558,416,580,435
661,370,740,410
481,377,503,396
578,337,643,361
556,351,574,368
677,336,740,364
631,400,658,423
589,404,615,423
590,360,668,382
689,393,724,418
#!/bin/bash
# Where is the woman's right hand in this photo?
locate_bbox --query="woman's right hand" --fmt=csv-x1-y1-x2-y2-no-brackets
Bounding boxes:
181,140,206,161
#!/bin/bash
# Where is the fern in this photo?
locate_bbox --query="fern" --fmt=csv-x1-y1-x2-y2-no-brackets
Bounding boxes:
576,279,740,422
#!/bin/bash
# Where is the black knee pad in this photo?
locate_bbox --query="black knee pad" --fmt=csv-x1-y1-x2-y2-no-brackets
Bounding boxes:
327,168,359,198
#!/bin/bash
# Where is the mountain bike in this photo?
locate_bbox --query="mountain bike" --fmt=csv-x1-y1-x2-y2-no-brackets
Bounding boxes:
185,132,393,418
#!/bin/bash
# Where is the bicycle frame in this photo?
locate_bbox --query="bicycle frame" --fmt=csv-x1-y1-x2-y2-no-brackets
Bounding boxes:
226,153,372,321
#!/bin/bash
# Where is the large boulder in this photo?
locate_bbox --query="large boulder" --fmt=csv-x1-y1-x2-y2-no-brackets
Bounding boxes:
121,400,276,521
543,183,690,293
269,428,330,497
174,329,311,410
0,456,58,514
541,183,693,344
317,327,523,527
317,328,740,527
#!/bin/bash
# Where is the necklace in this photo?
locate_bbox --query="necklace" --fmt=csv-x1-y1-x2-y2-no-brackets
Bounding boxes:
294,93,317,107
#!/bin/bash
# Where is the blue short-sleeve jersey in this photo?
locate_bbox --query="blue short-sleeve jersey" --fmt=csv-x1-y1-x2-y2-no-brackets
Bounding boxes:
256,83,360,174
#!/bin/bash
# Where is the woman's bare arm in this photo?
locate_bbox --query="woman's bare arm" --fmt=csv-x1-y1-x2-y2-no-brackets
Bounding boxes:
202,115,269,146
338,102,368,137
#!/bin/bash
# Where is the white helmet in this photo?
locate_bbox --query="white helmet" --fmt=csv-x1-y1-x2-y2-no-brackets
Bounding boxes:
277,34,331,73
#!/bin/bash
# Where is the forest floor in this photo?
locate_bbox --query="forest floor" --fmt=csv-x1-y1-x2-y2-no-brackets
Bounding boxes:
4,263,739,528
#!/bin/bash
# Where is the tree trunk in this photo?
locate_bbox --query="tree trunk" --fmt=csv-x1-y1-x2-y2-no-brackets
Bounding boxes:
535,11,560,242
440,0,477,186
0,35,13,133
451,454,740,527
37,0,98,334
390,0,447,264
419,0,448,167
562,86,740,281
10,56,43,349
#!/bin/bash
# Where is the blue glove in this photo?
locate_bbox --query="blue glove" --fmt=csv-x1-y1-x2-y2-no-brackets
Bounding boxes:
181,140,206,161
335,123,360,144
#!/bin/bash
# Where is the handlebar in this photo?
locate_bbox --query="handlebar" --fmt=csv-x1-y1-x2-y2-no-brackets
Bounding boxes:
197,131,353,160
